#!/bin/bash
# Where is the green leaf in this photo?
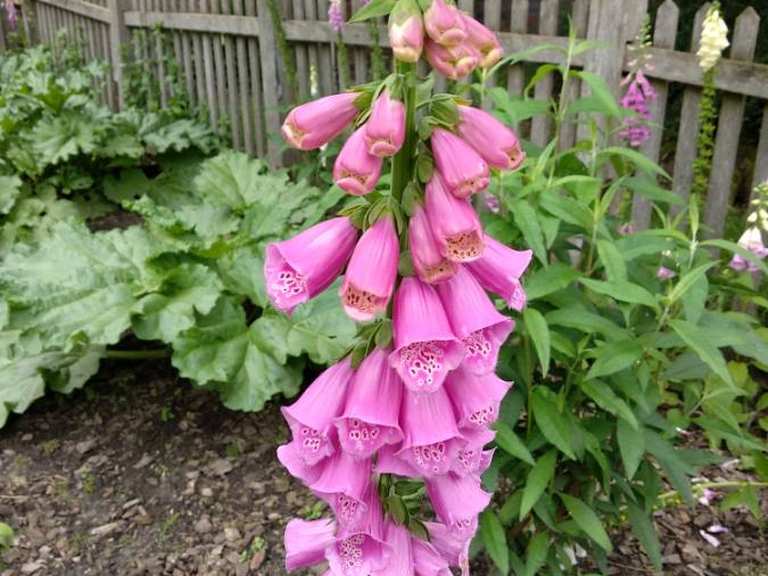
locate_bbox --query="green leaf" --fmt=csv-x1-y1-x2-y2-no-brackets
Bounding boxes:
573,71,622,118
0,174,23,215
0,521,13,549
31,112,98,167
349,0,397,22
627,503,662,570
559,494,612,552
597,147,670,179
669,319,734,388
523,308,550,376
512,201,548,266
0,221,164,350
132,263,223,343
667,262,716,305
624,176,683,205
525,263,581,301
596,239,627,282
520,450,557,520
531,387,575,459
580,278,659,311
581,379,639,429
523,532,550,576
494,421,535,465
480,510,509,575
586,340,643,379
546,306,625,340
644,429,695,504
617,418,645,478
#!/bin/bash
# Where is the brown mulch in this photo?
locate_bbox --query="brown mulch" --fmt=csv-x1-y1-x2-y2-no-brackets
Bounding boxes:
0,360,766,576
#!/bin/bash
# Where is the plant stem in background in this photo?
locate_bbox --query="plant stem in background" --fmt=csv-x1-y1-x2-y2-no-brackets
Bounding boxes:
390,62,416,201
691,68,718,203
265,0,298,101
369,20,386,80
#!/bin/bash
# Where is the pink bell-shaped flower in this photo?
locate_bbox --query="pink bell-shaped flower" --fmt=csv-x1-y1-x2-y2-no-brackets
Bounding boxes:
425,40,479,80
375,522,415,575
413,539,453,576
444,366,511,431
431,128,489,198
334,125,384,196
436,266,514,374
424,0,466,46
365,90,406,158
265,217,358,315
340,216,399,322
281,358,354,466
310,453,373,531
425,521,473,576
461,13,503,68
325,487,389,575
335,348,404,458
282,92,360,150
456,105,526,171
390,277,464,393
284,518,337,572
409,204,458,284
466,234,532,311
389,0,424,63
277,441,325,487
426,473,490,534
397,387,463,478
451,441,495,478
425,174,485,263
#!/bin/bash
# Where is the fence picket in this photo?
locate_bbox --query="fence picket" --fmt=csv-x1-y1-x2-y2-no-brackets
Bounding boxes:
703,8,760,239
530,0,558,147
245,0,265,156
292,0,309,99
670,3,709,214
631,0,679,229
233,0,254,153
558,0,588,150
506,0,529,99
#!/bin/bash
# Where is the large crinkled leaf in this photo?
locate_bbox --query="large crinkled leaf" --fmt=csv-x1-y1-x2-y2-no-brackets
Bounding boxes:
265,283,357,365
30,112,99,167
216,244,267,306
171,297,303,411
132,263,223,343
0,174,23,215
0,346,103,427
0,221,164,349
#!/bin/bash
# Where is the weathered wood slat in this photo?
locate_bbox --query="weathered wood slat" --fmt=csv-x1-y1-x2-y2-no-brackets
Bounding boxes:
558,0,588,150
233,0,254,153
316,0,334,95
220,0,241,149
210,0,227,130
507,0,529,97
179,0,197,105
303,0,320,97
245,0,266,158
671,4,710,214
530,0,558,147
753,105,768,191
482,0,501,95
198,0,219,129
292,0,310,99
631,0,679,229
703,7,760,239
256,0,283,164
352,0,368,85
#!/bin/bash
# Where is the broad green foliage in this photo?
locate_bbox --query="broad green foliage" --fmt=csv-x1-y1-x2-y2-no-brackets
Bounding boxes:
475,37,768,575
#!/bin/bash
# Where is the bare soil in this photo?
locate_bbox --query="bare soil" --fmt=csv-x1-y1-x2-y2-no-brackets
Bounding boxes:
0,360,766,576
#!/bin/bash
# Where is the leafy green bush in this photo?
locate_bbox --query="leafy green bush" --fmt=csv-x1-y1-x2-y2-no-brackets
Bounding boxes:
0,42,355,428
0,42,218,254
474,39,768,574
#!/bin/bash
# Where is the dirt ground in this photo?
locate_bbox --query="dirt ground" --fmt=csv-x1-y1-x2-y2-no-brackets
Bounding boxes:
0,359,766,576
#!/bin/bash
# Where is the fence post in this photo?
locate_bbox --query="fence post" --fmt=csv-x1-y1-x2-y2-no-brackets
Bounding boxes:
108,0,130,109
256,0,283,166
578,0,627,141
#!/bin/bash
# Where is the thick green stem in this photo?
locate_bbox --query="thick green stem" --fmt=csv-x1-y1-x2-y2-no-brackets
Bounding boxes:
105,349,170,360
391,62,418,202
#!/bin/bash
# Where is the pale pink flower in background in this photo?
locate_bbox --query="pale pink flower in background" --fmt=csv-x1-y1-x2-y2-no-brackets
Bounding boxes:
456,105,525,171
328,0,344,33
431,127,489,198
619,71,657,148
699,529,721,548
282,92,359,150
390,277,465,394
265,217,358,315
707,523,729,534
729,227,767,272
340,216,399,321
618,222,636,236
698,488,719,506
365,90,406,157
482,191,501,213
656,266,676,280
333,125,383,196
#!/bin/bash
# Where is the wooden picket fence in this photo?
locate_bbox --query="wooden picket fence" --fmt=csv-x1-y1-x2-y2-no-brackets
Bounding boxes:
3,0,768,235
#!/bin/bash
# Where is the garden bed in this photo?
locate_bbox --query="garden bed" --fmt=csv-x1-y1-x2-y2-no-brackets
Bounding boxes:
1,361,766,576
